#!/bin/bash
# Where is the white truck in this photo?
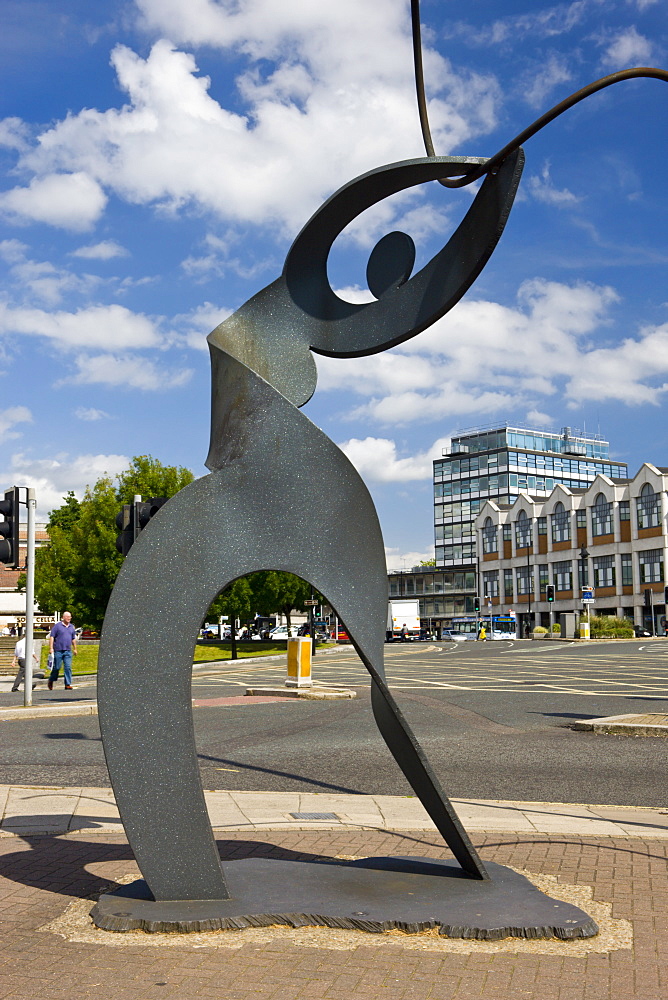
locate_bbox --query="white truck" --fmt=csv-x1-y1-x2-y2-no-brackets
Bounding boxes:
386,599,421,641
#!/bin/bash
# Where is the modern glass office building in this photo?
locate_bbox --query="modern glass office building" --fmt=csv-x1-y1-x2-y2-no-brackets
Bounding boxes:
432,424,627,620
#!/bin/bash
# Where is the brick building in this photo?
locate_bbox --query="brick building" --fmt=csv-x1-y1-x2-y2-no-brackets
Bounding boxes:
474,463,668,635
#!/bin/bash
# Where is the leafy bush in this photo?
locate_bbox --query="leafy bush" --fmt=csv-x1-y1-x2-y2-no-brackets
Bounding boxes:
589,614,634,638
532,626,548,634
551,623,561,633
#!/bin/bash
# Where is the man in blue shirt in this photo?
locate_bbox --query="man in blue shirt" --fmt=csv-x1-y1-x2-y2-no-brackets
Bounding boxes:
48,611,78,690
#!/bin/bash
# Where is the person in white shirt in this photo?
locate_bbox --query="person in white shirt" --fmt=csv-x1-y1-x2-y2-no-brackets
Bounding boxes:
11,636,39,692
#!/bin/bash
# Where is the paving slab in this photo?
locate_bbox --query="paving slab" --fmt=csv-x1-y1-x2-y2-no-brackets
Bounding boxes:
0,786,665,839
203,790,252,829
69,788,124,832
2,786,82,835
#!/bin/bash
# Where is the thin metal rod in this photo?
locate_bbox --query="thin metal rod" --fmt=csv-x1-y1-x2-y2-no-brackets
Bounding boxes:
440,67,668,188
24,488,36,707
409,1,668,187
410,0,435,158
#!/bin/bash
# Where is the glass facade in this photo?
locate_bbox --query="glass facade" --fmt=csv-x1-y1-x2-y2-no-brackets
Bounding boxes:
434,424,627,573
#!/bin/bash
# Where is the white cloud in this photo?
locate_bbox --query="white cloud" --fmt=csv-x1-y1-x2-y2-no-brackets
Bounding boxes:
385,546,436,572
1,451,129,519
0,172,107,231
171,301,234,351
0,406,32,444
338,435,450,482
316,277,638,424
526,409,555,428
0,117,30,152
180,232,274,282
11,1,501,234
65,353,193,391
0,242,103,306
528,162,581,207
0,303,161,350
565,322,668,405
0,239,29,264
448,4,587,47
600,27,654,68
520,54,573,109
70,240,129,260
74,407,112,421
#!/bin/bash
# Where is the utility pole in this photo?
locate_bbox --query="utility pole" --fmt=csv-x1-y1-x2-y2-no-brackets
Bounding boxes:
24,488,36,707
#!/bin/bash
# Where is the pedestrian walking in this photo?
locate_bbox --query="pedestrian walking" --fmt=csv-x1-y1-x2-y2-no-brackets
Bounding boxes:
400,623,408,641
48,612,78,690
11,635,39,692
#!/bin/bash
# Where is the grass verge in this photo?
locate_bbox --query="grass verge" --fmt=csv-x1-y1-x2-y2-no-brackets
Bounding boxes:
38,640,337,674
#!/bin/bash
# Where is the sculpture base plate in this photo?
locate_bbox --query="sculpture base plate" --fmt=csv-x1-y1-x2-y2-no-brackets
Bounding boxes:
91,857,598,939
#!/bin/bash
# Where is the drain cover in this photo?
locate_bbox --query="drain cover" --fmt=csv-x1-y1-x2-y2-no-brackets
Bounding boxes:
290,812,339,821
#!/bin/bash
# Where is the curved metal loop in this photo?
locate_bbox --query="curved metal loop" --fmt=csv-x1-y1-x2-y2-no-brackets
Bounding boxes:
283,149,524,358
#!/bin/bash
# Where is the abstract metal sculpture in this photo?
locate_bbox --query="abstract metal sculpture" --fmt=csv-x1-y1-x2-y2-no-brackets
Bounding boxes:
97,150,524,902
94,1,667,937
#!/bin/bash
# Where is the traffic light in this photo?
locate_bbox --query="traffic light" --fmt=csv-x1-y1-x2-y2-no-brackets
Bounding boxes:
474,597,480,612
546,585,555,603
115,503,135,557
664,585,668,605
116,497,168,558
644,588,653,609
0,487,20,569
136,497,168,530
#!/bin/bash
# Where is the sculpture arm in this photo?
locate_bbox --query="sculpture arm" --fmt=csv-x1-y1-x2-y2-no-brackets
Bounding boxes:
283,151,524,358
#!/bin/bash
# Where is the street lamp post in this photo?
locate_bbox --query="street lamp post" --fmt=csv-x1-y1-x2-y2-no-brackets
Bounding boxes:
525,520,533,638
579,543,590,639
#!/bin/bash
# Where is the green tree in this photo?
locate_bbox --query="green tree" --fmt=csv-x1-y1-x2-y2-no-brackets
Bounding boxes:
419,559,436,567
249,571,316,628
206,577,254,660
49,492,81,530
34,456,195,630
116,456,193,502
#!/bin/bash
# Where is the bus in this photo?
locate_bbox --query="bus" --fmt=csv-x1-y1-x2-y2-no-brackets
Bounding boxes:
450,615,516,639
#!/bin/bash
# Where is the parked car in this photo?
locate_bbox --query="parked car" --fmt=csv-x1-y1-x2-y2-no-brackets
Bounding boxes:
269,625,300,640
335,628,351,642
440,630,469,642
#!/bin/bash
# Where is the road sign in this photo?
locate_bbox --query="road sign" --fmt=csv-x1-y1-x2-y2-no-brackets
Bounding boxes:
304,599,318,606
581,586,595,604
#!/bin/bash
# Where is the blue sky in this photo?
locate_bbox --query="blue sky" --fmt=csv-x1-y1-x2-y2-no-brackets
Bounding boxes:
0,0,666,568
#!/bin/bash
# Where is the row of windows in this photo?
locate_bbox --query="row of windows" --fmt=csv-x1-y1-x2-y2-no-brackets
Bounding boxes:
435,452,502,477
508,452,620,476
482,549,664,599
436,474,509,497
435,543,476,562
435,523,474,541
481,488,664,553
388,571,476,596
435,446,619,482
506,430,609,459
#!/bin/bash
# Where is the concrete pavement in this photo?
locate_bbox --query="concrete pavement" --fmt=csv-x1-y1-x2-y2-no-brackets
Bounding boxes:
0,784,665,839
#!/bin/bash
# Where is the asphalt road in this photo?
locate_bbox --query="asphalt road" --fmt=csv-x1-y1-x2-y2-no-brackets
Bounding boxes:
1,639,667,806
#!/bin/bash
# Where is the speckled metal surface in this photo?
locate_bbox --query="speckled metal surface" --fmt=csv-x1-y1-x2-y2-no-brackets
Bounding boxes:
98,151,524,905
91,859,598,939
